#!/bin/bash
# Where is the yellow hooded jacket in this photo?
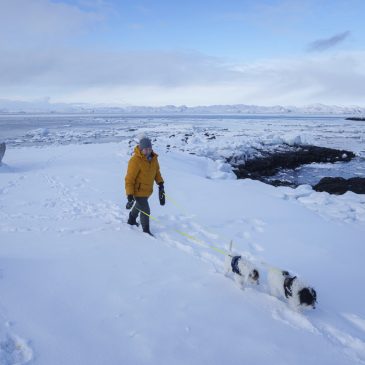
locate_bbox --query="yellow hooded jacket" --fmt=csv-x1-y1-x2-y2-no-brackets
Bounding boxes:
125,146,164,197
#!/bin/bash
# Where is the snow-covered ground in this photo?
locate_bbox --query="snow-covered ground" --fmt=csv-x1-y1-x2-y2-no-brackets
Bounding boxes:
1,137,365,364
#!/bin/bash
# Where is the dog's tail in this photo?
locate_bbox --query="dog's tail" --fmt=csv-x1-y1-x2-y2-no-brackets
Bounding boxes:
229,240,233,253
224,240,234,275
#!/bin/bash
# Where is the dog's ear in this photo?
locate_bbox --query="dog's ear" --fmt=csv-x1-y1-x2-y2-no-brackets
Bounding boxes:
311,288,317,305
250,269,260,283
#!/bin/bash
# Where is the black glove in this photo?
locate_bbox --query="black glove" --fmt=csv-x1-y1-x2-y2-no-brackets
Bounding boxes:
126,195,135,210
158,183,165,206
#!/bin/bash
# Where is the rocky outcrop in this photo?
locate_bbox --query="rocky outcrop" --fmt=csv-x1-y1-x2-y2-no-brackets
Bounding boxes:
313,177,365,195
227,144,364,195
345,117,365,121
229,145,355,179
0,142,6,164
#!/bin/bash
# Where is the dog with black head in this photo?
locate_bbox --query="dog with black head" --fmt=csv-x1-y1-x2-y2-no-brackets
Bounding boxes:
268,269,317,310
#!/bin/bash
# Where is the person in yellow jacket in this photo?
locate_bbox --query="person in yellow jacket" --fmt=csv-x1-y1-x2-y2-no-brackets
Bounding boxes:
125,137,165,235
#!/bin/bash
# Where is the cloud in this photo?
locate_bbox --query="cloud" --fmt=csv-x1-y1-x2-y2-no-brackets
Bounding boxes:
229,52,365,105
0,0,104,48
1,46,364,106
0,2,363,106
307,31,351,52
0,48,238,88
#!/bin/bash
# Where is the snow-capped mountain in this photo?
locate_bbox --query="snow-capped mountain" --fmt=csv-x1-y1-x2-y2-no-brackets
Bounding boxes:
1,98,365,115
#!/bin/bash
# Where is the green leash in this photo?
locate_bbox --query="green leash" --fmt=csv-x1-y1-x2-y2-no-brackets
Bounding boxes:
136,207,229,256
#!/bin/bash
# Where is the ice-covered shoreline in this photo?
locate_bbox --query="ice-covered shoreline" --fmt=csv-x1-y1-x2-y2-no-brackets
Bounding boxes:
2,114,365,152
2,114,365,190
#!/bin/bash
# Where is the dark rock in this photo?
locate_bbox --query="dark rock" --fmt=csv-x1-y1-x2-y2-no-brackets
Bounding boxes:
266,179,296,188
345,117,365,121
227,144,362,194
313,177,365,195
229,145,355,179
0,142,5,163
204,132,216,139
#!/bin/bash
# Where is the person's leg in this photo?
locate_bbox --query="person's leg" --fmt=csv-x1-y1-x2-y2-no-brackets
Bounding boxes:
135,197,150,227
128,197,153,234
129,200,139,219
128,198,140,226
134,197,153,235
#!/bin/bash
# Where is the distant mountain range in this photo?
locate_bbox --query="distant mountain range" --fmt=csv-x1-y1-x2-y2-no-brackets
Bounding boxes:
0,99,364,115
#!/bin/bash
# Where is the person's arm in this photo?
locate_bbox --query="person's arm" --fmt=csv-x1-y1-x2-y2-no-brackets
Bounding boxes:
155,159,164,185
125,157,140,196
155,159,165,205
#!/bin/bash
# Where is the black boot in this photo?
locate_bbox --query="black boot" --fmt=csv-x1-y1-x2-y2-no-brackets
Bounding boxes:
142,225,154,236
127,213,139,227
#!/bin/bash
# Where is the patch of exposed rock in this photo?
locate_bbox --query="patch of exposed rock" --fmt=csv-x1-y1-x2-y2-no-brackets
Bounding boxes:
227,145,365,194
345,117,365,121
313,177,365,195
0,142,6,164
229,145,355,179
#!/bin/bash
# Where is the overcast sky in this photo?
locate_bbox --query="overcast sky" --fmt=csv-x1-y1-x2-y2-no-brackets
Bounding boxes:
1,0,365,106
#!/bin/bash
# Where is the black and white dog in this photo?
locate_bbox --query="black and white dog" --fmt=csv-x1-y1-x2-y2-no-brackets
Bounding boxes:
224,242,260,289
268,269,317,309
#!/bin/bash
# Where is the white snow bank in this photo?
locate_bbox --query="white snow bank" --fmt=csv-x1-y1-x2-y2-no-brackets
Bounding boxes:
0,142,364,365
275,184,365,222
26,128,50,137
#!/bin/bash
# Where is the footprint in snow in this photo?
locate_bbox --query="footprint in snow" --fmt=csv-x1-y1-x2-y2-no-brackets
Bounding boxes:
0,333,33,365
342,313,365,334
248,241,265,252
271,306,318,334
318,322,365,363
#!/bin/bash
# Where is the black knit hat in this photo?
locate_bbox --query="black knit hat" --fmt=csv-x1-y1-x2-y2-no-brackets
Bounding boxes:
139,137,152,149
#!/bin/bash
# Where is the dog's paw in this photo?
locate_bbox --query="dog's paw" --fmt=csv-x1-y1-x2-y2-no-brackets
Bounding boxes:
235,277,246,290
